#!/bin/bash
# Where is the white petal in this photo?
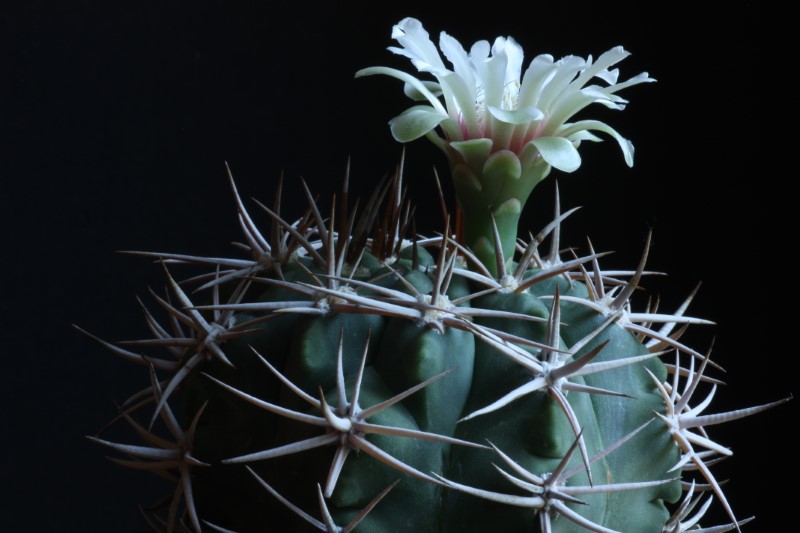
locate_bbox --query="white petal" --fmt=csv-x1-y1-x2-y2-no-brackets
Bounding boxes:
573,46,630,88
560,120,635,167
488,106,544,125
474,45,508,109
545,87,622,129
582,86,628,110
596,67,620,85
403,80,442,101
492,36,524,87
608,71,656,92
570,130,603,142
356,66,448,114
517,54,557,109
439,31,476,93
440,71,481,135
468,39,491,63
389,106,447,142
389,18,447,74
537,55,589,111
530,136,582,172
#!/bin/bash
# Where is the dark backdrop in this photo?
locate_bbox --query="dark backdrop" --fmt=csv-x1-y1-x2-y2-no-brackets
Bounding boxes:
4,2,789,531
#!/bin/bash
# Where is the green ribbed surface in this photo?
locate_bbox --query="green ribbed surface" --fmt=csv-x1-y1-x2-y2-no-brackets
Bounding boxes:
183,252,681,532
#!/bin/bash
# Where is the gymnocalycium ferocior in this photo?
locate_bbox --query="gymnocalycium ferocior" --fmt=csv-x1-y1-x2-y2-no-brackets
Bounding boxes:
83,17,790,533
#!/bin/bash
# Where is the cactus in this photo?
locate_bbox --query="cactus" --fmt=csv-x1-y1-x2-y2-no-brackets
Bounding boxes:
81,17,789,533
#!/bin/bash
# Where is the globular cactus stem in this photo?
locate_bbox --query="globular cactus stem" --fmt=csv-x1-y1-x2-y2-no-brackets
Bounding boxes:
81,16,790,533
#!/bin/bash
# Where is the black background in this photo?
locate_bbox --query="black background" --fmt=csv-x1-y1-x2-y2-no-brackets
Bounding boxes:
3,1,791,531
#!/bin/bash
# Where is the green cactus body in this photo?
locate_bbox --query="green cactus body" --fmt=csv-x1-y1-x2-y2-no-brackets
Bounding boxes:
82,170,790,532
83,16,790,533
81,178,698,532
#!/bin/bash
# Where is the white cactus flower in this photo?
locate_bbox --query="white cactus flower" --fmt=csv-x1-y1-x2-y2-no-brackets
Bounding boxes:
357,17,654,174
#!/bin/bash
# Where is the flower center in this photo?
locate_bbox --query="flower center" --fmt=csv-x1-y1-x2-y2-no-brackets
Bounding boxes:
502,79,520,110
